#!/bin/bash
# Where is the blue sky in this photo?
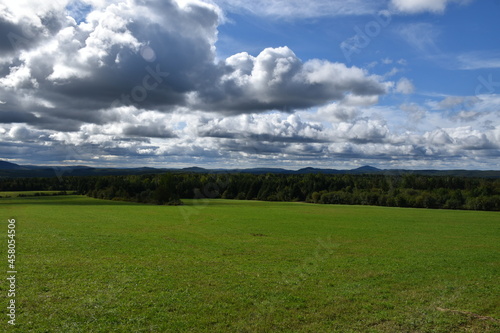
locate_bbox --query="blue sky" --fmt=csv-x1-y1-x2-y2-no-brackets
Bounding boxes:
0,0,499,170
217,1,500,96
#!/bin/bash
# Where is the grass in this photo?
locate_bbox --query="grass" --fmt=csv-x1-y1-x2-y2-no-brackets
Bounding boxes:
0,195,498,332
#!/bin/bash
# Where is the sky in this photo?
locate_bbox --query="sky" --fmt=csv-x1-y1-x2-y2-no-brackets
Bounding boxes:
0,0,499,170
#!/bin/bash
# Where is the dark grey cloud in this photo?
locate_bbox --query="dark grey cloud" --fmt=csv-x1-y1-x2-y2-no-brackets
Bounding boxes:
0,2,71,56
222,139,287,155
0,19,35,53
0,18,47,54
0,0,221,130
194,49,387,114
0,111,39,124
199,130,327,143
123,125,177,138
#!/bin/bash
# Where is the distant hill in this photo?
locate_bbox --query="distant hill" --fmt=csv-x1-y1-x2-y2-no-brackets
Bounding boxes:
352,165,381,173
0,161,22,170
181,167,209,173
0,162,499,178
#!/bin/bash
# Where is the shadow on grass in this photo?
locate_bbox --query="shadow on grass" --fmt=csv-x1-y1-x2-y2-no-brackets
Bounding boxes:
0,195,145,206
0,195,304,208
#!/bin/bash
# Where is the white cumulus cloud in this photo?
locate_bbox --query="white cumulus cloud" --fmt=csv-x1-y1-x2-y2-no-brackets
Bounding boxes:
391,0,473,13
395,77,415,94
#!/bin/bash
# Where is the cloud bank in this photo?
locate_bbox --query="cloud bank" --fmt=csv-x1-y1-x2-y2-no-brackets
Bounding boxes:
0,0,498,170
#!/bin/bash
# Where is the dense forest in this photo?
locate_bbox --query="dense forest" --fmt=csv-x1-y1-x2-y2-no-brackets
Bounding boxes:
1,172,499,211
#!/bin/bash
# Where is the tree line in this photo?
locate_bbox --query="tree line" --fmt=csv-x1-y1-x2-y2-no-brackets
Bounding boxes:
0,172,499,211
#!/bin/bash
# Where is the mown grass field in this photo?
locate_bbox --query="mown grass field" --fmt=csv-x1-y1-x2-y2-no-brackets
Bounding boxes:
1,195,499,332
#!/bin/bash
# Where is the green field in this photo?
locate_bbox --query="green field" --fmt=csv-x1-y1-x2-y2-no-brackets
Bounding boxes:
1,195,499,332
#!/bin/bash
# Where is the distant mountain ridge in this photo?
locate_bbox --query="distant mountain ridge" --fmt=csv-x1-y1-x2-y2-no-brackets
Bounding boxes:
0,161,22,170
0,161,499,178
